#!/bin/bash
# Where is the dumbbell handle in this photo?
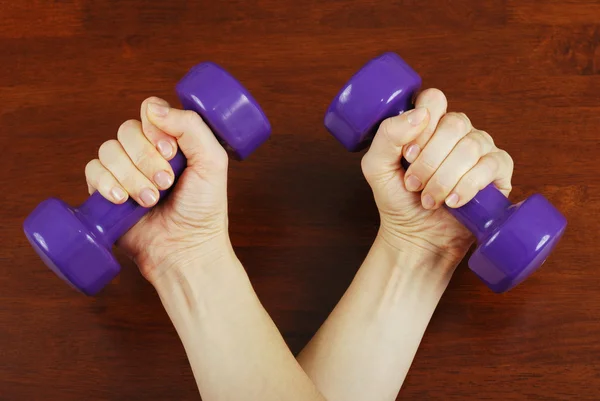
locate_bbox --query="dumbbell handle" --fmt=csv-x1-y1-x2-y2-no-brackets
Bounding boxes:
76,150,187,246
446,183,511,241
399,117,512,242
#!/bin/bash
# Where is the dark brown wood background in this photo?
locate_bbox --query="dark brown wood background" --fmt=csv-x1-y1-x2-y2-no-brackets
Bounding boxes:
2,1,599,400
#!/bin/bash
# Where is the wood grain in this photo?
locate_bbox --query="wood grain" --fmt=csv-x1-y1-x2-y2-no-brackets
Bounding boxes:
0,0,83,39
1,1,599,400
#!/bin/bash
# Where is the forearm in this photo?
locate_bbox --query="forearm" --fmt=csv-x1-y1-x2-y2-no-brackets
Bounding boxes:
297,231,457,401
152,245,325,401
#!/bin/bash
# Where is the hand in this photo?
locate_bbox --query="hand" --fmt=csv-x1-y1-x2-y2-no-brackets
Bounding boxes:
84,97,231,283
360,89,514,266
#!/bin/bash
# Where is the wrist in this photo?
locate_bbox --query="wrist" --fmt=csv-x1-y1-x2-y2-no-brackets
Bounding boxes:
143,233,239,288
377,220,471,270
338,230,456,330
372,228,460,288
150,239,250,316
149,240,257,350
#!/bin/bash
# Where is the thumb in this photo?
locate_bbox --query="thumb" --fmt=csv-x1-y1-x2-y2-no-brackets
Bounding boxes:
146,102,228,173
361,107,429,179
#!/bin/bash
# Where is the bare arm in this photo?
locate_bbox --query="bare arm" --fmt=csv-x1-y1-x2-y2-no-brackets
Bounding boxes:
297,234,453,401
153,246,327,401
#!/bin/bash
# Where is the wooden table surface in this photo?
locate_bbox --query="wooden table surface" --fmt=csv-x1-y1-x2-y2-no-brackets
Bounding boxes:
2,1,599,400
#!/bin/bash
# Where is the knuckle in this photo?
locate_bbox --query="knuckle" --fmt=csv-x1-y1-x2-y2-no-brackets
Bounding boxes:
97,172,115,192
501,149,514,170
433,171,454,192
419,88,447,105
463,173,481,191
360,152,387,186
98,139,120,161
131,147,154,170
414,150,437,173
143,96,168,107
84,159,97,177
117,119,140,142
473,130,494,154
84,160,102,187
428,179,451,199
442,112,468,133
486,152,502,174
182,109,202,127
478,129,495,146
212,148,229,170
458,112,472,127
86,163,114,192
360,153,375,178
419,158,437,174
361,152,388,185
378,118,395,142
460,134,483,158
118,172,144,192
380,113,415,147
202,146,229,171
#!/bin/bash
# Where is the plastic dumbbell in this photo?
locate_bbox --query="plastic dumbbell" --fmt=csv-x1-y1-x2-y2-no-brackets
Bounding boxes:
324,52,567,293
23,62,271,296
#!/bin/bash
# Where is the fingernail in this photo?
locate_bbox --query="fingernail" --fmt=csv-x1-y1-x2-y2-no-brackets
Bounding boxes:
157,140,173,158
422,193,435,209
154,170,173,189
148,102,169,117
406,107,427,126
405,175,422,191
445,193,459,207
140,188,158,206
111,187,126,202
404,144,420,163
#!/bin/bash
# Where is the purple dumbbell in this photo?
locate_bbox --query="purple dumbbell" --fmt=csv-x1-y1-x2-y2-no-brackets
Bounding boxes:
23,62,271,296
324,52,567,293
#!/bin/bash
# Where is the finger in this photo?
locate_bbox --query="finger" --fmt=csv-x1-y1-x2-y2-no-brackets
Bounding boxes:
140,97,178,160
98,139,160,207
404,112,472,193
117,119,174,191
146,103,228,172
85,159,128,204
361,107,430,180
445,150,514,208
421,129,495,209
402,88,448,163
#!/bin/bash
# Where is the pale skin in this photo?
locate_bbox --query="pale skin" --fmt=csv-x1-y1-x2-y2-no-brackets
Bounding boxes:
85,89,513,401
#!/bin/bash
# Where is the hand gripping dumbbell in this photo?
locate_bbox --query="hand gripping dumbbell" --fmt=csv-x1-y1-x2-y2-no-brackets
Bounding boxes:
23,62,271,296
324,52,567,293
